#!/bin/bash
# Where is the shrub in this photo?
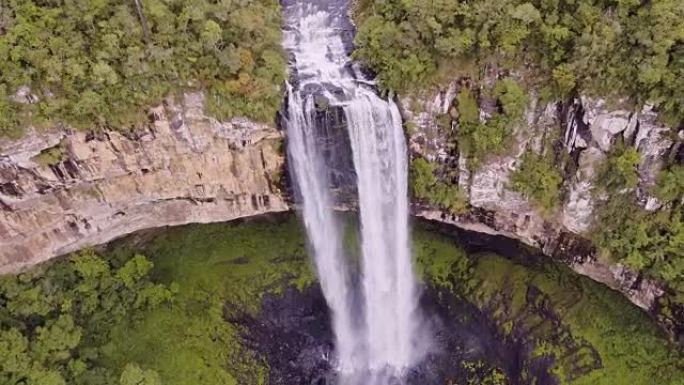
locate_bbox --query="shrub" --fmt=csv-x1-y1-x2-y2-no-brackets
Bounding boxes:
510,151,563,212
597,142,641,192
410,158,467,214
654,165,684,204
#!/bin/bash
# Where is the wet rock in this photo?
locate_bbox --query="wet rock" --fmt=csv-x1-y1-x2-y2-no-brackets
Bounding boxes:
240,283,559,385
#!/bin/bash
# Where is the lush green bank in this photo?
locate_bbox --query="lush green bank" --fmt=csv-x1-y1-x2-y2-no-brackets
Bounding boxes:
1,214,682,384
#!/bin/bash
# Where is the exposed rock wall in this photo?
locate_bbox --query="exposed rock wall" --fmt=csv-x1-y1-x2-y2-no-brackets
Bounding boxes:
401,84,678,315
0,92,288,274
0,83,679,337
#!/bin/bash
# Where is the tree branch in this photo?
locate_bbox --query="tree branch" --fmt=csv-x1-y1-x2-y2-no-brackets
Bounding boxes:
133,0,151,44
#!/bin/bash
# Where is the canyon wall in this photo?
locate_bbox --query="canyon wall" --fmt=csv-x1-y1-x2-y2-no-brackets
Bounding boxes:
0,85,681,338
402,82,680,316
0,92,287,274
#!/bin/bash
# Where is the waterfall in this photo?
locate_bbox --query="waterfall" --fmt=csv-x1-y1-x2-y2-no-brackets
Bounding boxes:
283,0,423,381
285,84,363,373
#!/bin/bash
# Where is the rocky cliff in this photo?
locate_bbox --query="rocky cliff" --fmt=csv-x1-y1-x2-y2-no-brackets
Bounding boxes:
402,82,681,320
0,84,680,338
0,92,287,274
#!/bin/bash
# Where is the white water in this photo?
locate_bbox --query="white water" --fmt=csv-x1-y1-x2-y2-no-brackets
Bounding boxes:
283,1,423,381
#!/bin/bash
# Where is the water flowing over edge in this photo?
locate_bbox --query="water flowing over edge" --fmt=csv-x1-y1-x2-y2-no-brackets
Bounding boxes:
282,0,427,382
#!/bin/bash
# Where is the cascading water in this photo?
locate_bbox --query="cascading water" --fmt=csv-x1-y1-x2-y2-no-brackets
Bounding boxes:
285,84,363,373
282,0,424,382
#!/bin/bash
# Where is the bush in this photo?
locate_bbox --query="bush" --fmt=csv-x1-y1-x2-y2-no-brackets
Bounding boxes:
597,142,641,192
410,158,467,214
594,195,684,294
655,165,684,204
510,151,563,212
493,78,528,121
459,114,512,167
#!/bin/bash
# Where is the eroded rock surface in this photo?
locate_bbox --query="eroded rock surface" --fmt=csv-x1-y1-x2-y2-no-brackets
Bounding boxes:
402,85,675,319
0,92,287,273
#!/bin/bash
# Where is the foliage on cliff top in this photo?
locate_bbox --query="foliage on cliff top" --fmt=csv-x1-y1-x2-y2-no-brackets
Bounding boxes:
0,0,286,138
354,0,684,125
0,250,174,384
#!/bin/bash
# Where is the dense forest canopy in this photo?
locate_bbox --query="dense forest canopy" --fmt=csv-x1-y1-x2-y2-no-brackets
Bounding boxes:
354,0,684,125
0,0,285,138
0,250,175,384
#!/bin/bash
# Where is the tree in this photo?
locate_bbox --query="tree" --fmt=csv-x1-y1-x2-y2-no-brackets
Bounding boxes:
655,165,684,204
0,250,174,383
120,363,162,385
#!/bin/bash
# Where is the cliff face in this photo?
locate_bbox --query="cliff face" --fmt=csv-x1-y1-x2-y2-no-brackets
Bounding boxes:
0,84,680,337
0,92,287,274
402,83,679,315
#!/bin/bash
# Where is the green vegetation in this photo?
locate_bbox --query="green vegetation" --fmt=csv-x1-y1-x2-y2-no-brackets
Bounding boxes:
2,214,683,384
655,165,684,204
354,0,684,125
597,142,641,192
356,0,684,310
461,361,508,385
493,78,527,120
510,150,563,212
591,142,684,304
0,0,286,137
0,216,314,385
594,196,684,301
101,217,314,385
33,139,68,166
454,79,526,166
0,250,174,384
410,157,467,214
414,225,684,385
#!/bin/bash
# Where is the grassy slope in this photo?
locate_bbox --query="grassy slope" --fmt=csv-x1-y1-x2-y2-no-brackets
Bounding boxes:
100,216,314,385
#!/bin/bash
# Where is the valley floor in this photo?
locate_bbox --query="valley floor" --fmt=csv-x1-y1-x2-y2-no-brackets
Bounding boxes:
1,213,681,384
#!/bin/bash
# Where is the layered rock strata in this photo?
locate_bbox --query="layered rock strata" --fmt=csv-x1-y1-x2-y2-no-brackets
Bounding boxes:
0,92,287,273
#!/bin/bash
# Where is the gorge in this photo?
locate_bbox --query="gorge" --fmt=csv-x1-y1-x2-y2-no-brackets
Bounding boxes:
0,0,683,384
